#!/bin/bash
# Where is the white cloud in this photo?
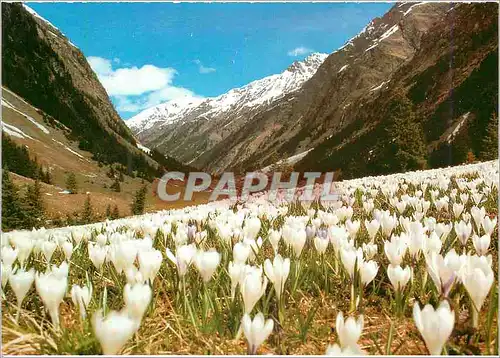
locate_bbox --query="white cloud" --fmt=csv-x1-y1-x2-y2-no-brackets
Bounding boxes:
88,56,113,75
194,59,216,74
87,56,202,114
199,65,216,74
287,46,313,57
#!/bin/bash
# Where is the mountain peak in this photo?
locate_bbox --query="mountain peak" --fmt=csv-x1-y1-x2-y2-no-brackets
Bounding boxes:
286,52,328,73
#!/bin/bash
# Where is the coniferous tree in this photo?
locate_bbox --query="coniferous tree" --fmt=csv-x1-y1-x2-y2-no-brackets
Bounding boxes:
81,194,93,224
2,168,24,230
24,179,45,229
131,185,148,215
107,166,115,179
384,94,428,172
2,133,39,179
37,166,52,184
111,204,120,220
110,178,121,192
479,112,498,160
45,169,52,185
66,172,78,194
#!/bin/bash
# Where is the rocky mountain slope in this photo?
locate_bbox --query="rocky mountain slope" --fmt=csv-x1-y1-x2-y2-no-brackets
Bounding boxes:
295,2,498,177
202,1,457,173
130,2,453,173
127,53,328,168
130,2,497,177
2,3,161,179
1,3,211,228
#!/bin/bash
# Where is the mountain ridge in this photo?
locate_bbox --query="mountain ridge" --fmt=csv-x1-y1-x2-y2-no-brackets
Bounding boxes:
2,2,163,179
127,52,328,134
129,2,461,174
126,52,328,167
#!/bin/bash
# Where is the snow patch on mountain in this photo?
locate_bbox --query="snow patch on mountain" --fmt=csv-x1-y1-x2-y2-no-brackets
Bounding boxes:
338,65,349,73
22,4,59,31
137,143,151,154
370,80,390,92
2,99,50,134
403,2,429,16
52,139,86,159
2,123,33,140
23,4,77,47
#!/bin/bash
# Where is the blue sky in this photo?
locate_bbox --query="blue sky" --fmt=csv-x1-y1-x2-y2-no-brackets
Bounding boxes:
28,2,392,119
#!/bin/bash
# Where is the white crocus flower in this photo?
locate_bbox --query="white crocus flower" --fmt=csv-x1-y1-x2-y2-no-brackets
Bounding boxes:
264,254,290,300
335,311,364,350
364,219,380,241
123,282,152,320
228,261,245,300
88,243,108,270
340,247,363,279
138,249,163,283
42,240,57,263
461,255,494,328
387,264,411,292
194,249,221,283
71,284,92,319
452,202,464,219
2,264,12,289
435,223,452,243
125,266,145,285
359,260,378,286
314,236,329,254
413,301,454,355
381,213,397,237
165,244,197,277
425,251,459,297
35,264,68,328
408,221,425,258
233,242,251,264
289,227,307,257
242,312,274,354
92,309,140,355
384,236,407,266
243,217,262,241
345,220,360,240
268,229,281,253
62,241,73,261
109,241,138,274
325,343,365,356
454,221,472,246
1,246,18,267
470,206,486,231
9,267,35,317
472,234,490,256
481,216,497,236
424,231,442,255
241,269,268,313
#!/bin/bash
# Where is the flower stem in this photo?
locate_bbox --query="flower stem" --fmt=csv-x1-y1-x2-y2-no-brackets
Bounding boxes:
471,304,479,329
182,276,197,328
15,301,21,325
350,283,356,312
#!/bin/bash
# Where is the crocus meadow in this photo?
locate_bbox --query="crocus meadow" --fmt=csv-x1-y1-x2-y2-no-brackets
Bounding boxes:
1,160,498,355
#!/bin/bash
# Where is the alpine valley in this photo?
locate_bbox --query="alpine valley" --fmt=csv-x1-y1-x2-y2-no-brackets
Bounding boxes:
128,2,498,176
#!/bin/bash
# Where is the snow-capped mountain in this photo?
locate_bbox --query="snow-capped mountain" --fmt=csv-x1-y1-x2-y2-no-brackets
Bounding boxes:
127,2,494,176
127,53,328,135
